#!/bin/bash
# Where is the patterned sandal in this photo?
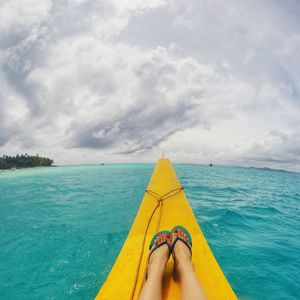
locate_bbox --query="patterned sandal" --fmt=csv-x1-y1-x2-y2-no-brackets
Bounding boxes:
149,230,172,259
171,225,192,257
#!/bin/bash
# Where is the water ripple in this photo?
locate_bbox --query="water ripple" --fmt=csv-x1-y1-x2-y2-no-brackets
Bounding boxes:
1,164,299,299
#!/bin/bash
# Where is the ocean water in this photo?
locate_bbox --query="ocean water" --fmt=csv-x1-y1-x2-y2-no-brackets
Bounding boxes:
0,164,299,299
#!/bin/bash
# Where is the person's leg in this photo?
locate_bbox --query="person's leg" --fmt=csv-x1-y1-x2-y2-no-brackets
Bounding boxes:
172,229,207,300
138,233,171,300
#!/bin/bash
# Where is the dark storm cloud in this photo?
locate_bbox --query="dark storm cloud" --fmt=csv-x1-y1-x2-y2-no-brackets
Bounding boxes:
52,42,213,154
70,78,201,153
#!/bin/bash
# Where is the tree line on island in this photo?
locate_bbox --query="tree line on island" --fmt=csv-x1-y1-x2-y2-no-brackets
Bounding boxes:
0,154,53,169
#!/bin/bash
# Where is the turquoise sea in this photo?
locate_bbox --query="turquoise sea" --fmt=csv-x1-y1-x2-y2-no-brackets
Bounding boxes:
1,164,299,299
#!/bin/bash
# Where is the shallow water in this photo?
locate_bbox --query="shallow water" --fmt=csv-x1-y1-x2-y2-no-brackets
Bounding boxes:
0,164,299,299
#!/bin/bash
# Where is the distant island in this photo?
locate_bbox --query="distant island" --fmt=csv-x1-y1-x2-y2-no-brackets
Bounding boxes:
248,166,296,174
0,154,53,170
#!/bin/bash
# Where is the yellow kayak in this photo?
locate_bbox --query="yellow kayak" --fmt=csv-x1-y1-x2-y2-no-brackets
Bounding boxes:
95,158,237,300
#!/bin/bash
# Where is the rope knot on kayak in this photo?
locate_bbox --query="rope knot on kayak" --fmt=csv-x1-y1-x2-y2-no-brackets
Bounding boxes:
145,187,184,236
130,186,184,300
145,187,183,203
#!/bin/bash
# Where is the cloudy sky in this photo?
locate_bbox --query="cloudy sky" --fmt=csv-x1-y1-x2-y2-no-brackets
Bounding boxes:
0,0,300,171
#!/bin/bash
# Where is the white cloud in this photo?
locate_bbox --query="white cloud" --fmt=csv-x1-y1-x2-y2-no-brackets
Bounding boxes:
0,0,52,45
0,0,299,171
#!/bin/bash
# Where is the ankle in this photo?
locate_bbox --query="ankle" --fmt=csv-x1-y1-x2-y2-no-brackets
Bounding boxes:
147,260,166,279
176,258,193,274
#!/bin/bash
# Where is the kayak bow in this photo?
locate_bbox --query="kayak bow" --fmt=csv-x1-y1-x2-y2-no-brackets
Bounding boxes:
95,158,237,300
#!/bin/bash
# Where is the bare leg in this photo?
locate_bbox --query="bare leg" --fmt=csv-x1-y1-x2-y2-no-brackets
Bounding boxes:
138,233,171,300
172,229,207,300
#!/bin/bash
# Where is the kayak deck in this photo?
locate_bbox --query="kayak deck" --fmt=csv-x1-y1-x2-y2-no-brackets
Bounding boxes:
95,158,237,299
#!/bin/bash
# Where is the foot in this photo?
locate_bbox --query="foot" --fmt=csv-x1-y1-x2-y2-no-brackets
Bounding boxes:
172,228,192,274
147,233,172,278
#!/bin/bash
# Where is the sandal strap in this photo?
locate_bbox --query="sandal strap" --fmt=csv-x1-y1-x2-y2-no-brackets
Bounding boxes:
149,240,172,259
171,237,192,256
171,226,192,244
149,230,172,249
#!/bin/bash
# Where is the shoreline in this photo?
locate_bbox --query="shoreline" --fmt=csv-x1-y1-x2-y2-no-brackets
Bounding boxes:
0,166,55,172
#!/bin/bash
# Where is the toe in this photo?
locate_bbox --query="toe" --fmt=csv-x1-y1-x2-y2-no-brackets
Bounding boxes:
167,234,172,243
172,229,178,240
179,229,183,238
159,234,163,243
